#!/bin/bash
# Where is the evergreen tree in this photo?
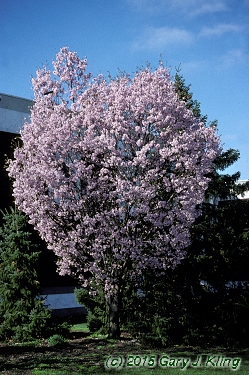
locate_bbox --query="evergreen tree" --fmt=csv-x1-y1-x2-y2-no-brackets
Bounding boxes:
174,68,207,121
0,207,51,342
181,149,249,347
123,71,249,347
174,71,249,294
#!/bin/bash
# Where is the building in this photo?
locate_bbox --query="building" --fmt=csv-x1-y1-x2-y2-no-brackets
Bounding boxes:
0,93,86,316
237,180,249,200
0,93,32,211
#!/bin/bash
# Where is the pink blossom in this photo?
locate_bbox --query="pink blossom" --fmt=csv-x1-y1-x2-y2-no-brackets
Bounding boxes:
7,48,221,334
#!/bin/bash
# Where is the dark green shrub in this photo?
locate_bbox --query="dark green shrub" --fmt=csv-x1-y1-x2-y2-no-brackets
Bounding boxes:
46,319,71,338
87,311,103,333
48,334,67,347
75,285,107,333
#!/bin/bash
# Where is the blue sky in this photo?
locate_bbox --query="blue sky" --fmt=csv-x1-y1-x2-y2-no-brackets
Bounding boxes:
1,0,249,178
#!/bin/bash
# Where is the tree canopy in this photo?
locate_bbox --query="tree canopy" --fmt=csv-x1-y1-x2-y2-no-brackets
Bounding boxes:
8,47,220,337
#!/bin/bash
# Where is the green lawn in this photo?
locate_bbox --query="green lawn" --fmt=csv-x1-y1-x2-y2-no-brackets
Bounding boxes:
70,322,89,332
30,349,249,374
1,343,249,374
1,321,249,374
32,360,249,375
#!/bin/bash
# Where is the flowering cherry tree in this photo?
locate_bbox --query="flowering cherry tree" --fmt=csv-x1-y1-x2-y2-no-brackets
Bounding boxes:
8,47,220,338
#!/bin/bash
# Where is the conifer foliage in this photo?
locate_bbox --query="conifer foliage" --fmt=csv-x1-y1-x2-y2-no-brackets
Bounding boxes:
0,207,50,342
122,71,249,347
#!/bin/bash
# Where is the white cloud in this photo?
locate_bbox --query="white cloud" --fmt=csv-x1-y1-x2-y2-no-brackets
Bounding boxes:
132,27,193,51
200,23,243,37
190,1,227,16
126,0,228,16
163,0,228,17
179,60,206,73
218,49,249,69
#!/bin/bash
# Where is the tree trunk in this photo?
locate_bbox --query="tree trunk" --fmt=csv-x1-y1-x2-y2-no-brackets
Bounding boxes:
107,287,120,339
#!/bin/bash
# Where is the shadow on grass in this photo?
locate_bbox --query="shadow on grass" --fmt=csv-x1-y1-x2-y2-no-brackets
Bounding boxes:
0,333,138,374
1,337,249,374
0,342,103,373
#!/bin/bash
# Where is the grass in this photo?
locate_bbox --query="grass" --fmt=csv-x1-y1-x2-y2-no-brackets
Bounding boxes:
31,356,249,374
31,361,249,375
70,322,89,332
2,343,249,374
1,319,249,374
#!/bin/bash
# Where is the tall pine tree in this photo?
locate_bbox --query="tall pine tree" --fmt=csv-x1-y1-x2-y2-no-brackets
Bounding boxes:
0,207,51,342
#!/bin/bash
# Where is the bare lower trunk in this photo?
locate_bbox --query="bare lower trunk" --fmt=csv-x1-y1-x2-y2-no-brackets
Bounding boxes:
107,287,120,339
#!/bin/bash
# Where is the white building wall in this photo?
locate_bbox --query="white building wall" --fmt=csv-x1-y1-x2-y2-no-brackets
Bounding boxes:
41,287,87,316
41,292,83,310
0,93,33,133
237,180,249,200
0,107,29,133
